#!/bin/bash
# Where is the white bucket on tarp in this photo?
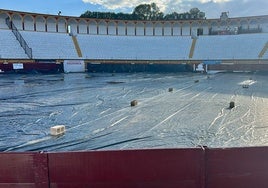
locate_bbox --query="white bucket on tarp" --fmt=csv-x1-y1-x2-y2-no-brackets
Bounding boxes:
63,60,85,73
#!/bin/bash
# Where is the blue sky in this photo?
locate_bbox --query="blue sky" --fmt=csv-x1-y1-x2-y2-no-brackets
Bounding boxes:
1,0,267,18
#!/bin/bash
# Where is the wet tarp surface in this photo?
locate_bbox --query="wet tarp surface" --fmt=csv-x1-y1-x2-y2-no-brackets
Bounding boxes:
0,72,268,151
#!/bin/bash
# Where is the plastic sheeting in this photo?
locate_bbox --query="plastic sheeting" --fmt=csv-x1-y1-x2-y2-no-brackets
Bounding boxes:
0,72,268,152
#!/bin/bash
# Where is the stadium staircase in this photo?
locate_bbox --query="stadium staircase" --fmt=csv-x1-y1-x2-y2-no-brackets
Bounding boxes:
5,18,32,59
258,42,268,58
71,35,83,57
189,38,197,59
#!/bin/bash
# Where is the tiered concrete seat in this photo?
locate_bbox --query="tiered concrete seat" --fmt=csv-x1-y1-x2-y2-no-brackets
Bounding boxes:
77,35,192,60
20,31,79,59
193,33,268,60
0,29,28,59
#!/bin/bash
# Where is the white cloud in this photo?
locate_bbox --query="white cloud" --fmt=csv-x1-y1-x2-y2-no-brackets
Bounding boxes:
199,0,231,3
83,0,179,12
82,0,268,18
82,0,232,12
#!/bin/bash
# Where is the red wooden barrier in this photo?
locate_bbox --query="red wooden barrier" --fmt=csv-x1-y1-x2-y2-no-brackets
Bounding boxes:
0,152,49,188
0,63,13,72
48,148,205,188
2,147,268,188
206,147,268,188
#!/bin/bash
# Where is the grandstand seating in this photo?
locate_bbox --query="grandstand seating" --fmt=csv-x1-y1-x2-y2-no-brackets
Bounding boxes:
20,31,79,59
76,34,192,60
193,33,268,60
262,53,268,59
0,27,268,61
0,29,28,59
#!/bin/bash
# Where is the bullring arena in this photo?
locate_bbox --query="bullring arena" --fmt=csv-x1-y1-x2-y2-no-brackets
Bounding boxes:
1,9,268,188
0,9,268,72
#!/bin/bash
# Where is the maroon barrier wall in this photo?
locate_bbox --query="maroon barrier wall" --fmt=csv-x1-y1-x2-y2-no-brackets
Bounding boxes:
2,147,268,188
48,148,205,188
0,152,49,188
0,63,13,72
206,147,268,188
208,64,268,71
0,62,62,73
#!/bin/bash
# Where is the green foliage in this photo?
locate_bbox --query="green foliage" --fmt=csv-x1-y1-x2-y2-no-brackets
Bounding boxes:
164,8,205,20
132,3,164,20
80,10,134,20
80,3,205,21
